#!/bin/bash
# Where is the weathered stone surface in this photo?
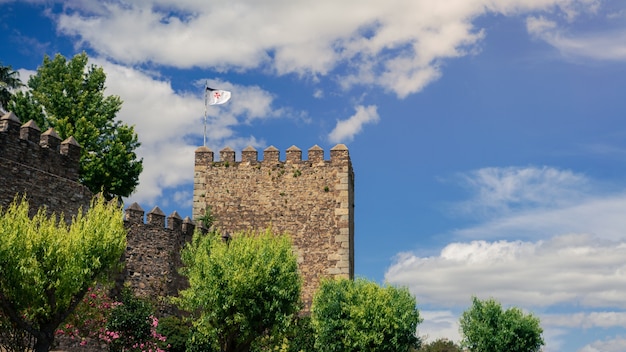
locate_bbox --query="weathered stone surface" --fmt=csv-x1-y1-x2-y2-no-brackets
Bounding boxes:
0,112,91,219
120,208,197,315
193,144,355,310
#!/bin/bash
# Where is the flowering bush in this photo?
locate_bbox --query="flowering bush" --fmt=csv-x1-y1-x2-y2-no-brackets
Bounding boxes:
56,286,169,351
56,286,117,346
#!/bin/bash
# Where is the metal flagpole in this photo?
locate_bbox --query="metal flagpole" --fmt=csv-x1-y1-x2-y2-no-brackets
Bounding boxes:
203,81,208,147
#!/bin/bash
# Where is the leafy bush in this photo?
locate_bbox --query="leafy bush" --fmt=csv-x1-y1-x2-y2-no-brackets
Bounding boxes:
156,316,190,352
312,278,422,352
57,286,169,351
107,287,167,351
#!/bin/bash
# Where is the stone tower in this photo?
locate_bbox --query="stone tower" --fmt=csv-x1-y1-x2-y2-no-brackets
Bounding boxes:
193,144,354,308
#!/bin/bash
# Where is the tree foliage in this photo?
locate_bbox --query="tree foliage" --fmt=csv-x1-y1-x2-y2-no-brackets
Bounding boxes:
156,315,190,352
459,297,544,352
0,62,24,111
9,52,142,199
311,278,422,352
176,230,302,352
0,196,127,352
416,338,462,352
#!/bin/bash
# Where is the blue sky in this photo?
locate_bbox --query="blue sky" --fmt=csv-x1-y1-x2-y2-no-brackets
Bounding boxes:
2,0,626,350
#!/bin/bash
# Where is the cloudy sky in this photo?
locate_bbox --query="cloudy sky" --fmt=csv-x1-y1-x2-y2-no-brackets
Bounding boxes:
2,0,626,350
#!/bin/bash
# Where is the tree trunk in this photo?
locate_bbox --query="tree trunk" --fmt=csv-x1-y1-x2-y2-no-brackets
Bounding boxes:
33,326,55,352
33,339,51,352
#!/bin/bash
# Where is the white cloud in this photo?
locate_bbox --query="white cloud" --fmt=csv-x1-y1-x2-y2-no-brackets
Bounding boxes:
386,234,626,309
453,166,590,217
387,165,626,351
15,69,37,84
527,15,626,61
328,105,379,143
543,312,626,330
453,195,626,240
419,310,461,344
579,336,626,352
444,166,626,240
50,0,604,98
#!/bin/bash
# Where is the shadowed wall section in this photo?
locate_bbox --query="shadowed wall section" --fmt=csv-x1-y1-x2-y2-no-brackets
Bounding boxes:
0,111,91,219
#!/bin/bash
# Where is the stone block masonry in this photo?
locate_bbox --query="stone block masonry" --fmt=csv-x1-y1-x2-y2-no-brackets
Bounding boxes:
0,111,91,219
193,144,355,309
121,203,198,315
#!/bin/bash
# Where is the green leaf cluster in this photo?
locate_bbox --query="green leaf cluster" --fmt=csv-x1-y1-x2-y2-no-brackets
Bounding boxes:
176,229,302,352
8,52,142,199
0,62,24,110
417,338,462,352
156,315,190,352
0,196,127,351
107,287,155,350
311,278,422,352
459,297,544,352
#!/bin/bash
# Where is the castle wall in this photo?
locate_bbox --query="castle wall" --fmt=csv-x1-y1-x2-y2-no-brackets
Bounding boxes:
121,203,197,315
193,144,355,309
0,112,91,219
1,111,197,315
2,109,357,319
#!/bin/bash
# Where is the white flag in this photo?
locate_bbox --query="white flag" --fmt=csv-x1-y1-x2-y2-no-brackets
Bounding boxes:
206,87,231,105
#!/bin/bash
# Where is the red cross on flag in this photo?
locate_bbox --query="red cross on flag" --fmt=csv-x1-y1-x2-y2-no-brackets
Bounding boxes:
206,87,232,105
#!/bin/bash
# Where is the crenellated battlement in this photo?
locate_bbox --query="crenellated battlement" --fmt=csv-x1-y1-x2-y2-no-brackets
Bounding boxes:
0,111,91,219
123,202,199,236
1,111,82,180
121,202,202,314
195,144,350,165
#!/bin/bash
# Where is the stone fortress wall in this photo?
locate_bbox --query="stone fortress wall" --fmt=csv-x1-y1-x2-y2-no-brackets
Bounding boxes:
193,144,355,308
0,111,91,218
0,111,193,308
120,203,199,312
1,110,356,313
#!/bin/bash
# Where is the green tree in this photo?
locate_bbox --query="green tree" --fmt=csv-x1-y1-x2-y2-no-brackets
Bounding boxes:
176,230,302,352
311,278,422,352
0,62,24,111
9,52,142,199
417,338,462,352
459,297,544,352
0,196,127,352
